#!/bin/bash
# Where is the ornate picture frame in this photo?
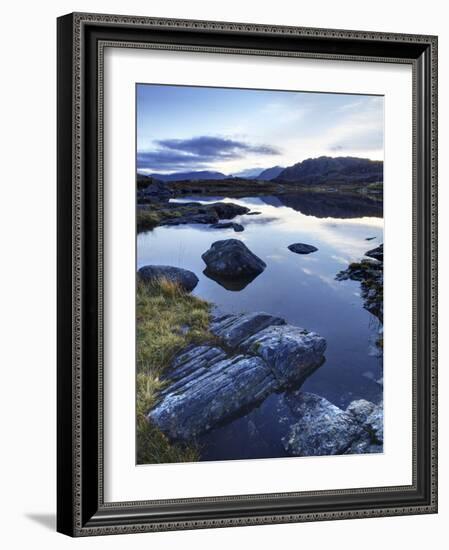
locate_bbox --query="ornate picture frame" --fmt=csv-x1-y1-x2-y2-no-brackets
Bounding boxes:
57,12,438,536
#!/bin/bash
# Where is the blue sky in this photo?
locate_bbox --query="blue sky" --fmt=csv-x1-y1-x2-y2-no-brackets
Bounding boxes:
137,84,384,175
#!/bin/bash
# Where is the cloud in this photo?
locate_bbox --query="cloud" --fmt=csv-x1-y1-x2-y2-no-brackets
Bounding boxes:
137,150,206,171
326,97,384,153
158,136,279,157
137,135,280,172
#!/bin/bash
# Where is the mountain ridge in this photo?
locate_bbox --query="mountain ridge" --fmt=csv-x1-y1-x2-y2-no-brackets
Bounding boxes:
137,156,383,184
275,156,383,185
257,166,285,180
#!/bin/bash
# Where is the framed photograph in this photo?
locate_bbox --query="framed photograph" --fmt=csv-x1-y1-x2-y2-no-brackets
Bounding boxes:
57,12,438,536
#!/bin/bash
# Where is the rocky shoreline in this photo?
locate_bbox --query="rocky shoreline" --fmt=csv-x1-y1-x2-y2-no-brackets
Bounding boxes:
136,173,383,232
145,302,383,455
148,311,327,441
280,392,383,456
137,233,384,459
336,244,383,323
137,200,251,232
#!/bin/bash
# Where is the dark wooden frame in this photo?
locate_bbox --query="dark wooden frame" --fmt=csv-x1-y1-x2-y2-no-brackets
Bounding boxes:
57,12,438,537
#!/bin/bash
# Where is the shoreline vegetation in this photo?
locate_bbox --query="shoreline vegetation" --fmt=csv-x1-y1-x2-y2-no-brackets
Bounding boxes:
136,278,213,463
137,176,383,232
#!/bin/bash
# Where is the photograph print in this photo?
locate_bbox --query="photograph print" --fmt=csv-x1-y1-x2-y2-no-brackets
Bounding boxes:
136,84,384,465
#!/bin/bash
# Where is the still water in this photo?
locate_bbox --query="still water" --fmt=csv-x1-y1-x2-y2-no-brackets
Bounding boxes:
137,195,383,460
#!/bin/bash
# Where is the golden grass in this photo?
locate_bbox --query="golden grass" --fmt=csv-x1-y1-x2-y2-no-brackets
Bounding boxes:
136,277,212,464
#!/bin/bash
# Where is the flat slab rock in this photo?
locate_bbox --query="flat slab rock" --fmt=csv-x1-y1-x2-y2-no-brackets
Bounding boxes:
280,392,383,456
138,265,199,292
148,312,326,441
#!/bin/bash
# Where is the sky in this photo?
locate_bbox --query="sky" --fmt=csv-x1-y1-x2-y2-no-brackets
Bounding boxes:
136,84,384,176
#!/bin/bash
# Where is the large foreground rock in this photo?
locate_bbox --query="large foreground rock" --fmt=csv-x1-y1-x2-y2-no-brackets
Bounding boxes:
138,265,199,292
202,239,266,279
281,392,383,456
148,312,326,441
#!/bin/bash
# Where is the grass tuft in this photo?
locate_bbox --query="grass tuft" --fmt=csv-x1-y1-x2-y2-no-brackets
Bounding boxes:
136,209,161,230
136,277,213,464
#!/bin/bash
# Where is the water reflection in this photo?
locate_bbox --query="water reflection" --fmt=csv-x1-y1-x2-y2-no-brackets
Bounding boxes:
203,268,262,291
273,192,382,218
138,194,383,460
170,191,383,221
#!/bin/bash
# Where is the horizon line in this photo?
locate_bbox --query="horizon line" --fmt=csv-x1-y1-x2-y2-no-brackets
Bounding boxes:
136,154,383,177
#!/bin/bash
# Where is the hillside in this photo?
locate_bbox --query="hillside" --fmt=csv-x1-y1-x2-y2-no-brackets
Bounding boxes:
276,156,383,185
257,166,285,180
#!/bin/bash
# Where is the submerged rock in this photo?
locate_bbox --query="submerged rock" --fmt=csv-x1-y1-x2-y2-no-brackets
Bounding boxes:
138,265,199,292
201,239,266,279
210,222,244,232
281,392,383,456
148,312,326,441
288,243,318,255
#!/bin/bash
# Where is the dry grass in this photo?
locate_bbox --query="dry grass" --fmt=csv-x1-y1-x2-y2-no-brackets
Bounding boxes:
136,209,162,230
136,277,212,464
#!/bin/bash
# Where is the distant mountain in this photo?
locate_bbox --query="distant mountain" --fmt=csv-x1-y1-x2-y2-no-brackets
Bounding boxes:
257,166,285,181
276,156,383,185
145,170,227,182
233,168,264,178
137,157,383,185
